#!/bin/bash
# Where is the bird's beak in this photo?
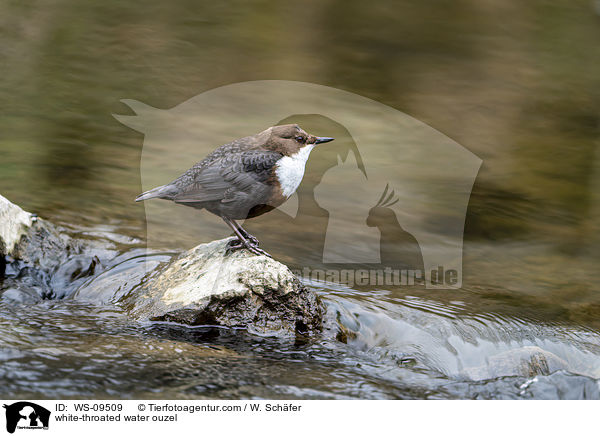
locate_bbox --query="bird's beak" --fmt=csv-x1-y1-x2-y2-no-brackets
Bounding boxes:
314,137,335,144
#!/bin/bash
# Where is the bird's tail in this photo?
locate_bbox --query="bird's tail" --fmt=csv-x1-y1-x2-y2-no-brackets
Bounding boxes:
135,185,172,202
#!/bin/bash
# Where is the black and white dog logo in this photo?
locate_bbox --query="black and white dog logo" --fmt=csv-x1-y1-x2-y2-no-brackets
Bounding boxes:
3,402,50,433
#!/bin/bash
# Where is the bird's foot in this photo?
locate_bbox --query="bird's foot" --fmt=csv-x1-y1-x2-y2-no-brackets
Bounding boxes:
246,244,272,257
226,238,244,251
226,238,271,258
239,230,259,246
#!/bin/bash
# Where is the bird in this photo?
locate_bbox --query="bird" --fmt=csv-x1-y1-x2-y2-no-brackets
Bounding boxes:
135,124,334,257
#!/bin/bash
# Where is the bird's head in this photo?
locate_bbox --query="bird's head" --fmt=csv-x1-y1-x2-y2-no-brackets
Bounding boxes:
264,124,334,156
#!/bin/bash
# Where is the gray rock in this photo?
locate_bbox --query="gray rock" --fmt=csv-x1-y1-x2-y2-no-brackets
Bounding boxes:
0,195,35,258
0,194,104,300
108,238,324,337
0,194,85,274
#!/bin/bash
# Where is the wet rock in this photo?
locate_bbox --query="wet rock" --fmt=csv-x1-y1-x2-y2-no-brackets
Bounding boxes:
0,195,35,258
0,194,109,300
76,238,325,337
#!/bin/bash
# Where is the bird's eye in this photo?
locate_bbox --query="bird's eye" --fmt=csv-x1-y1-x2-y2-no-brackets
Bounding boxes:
295,136,305,143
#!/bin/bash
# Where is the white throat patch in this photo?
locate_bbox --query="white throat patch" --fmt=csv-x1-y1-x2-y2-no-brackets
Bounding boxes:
274,144,315,197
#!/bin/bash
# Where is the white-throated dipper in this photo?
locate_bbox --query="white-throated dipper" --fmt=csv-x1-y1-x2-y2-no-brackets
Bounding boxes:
135,124,334,256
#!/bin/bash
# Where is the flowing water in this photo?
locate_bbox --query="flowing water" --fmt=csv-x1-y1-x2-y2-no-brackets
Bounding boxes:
1,0,600,399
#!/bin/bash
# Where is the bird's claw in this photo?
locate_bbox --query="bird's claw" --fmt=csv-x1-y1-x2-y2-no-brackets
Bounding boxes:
246,244,272,257
226,238,271,258
239,232,259,246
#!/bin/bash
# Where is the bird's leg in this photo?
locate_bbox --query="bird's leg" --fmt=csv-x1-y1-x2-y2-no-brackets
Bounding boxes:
230,220,259,246
222,217,251,246
222,217,271,257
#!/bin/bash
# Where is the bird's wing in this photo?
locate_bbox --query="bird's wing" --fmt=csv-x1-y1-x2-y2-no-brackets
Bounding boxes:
171,149,283,203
